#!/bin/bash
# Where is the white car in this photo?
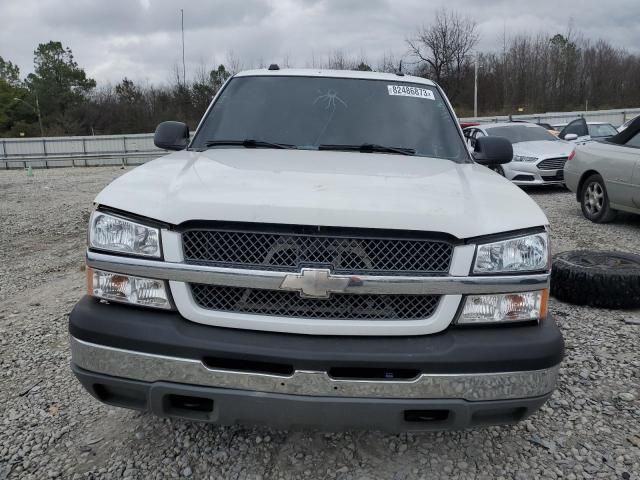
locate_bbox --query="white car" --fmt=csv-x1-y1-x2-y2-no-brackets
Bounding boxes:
464,122,574,185
69,68,563,431
557,119,618,144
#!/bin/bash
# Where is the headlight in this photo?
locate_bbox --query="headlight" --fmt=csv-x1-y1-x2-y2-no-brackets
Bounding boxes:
88,268,171,309
513,155,538,162
473,232,549,274
457,290,548,325
89,211,161,258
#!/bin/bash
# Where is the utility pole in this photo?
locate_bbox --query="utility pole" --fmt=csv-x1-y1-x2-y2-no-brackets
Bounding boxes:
474,53,479,117
35,94,44,138
14,95,44,137
181,9,186,85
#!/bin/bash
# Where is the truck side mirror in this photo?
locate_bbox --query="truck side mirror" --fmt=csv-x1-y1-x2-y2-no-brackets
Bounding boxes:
472,136,513,165
154,121,189,151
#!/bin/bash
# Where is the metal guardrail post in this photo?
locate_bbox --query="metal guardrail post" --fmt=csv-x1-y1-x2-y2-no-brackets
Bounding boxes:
42,138,48,168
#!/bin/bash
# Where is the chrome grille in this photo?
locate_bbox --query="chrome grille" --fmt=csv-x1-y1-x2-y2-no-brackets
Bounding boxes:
537,157,567,170
182,226,453,275
190,284,441,320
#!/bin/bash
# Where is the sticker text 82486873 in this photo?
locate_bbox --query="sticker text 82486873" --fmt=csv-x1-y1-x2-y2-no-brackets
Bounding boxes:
387,85,435,100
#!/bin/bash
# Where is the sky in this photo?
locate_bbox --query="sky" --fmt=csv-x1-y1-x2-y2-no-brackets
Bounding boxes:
1,0,639,85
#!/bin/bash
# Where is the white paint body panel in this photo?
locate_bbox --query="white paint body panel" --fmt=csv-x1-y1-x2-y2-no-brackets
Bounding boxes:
96,149,547,239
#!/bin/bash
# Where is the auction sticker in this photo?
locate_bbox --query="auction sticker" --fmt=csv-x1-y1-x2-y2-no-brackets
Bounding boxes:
387,85,435,100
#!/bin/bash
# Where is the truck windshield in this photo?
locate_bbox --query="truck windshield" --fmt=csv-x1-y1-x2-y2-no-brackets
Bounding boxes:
191,75,468,162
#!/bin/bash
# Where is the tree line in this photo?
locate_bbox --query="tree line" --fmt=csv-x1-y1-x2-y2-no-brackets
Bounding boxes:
1,10,640,137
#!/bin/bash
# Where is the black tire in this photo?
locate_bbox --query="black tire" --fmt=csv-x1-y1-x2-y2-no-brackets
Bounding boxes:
580,174,616,223
551,250,640,308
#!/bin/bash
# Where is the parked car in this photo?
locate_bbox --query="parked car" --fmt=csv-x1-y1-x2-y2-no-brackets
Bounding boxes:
558,119,618,143
537,122,560,137
509,119,559,136
69,68,563,431
463,122,573,185
565,115,640,222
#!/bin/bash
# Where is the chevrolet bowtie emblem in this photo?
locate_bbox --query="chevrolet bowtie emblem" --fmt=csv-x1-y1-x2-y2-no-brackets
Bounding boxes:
280,268,352,299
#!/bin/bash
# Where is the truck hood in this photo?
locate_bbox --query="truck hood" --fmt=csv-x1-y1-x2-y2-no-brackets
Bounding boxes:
513,140,574,158
95,149,548,239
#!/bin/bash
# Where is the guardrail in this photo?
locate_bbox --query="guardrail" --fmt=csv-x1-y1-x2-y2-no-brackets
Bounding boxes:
0,133,167,169
1,151,165,169
460,107,640,127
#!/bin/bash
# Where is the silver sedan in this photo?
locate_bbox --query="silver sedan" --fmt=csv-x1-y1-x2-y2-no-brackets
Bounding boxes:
564,116,640,222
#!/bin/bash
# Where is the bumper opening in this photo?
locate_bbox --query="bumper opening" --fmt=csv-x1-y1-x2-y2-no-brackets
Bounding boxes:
513,174,536,182
328,367,421,381
403,409,449,423
165,394,214,420
92,382,147,410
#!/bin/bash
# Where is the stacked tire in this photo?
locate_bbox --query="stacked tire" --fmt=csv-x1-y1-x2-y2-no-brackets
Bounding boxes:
551,250,640,309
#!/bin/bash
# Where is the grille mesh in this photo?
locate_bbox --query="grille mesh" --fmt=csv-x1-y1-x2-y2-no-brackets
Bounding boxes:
191,284,440,320
537,157,567,170
182,228,453,275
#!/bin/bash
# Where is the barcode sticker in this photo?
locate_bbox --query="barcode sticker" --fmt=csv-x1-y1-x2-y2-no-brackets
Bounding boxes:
387,85,435,100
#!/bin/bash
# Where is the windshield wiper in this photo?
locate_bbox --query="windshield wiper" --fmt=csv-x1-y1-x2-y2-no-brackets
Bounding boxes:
204,139,296,149
318,143,415,156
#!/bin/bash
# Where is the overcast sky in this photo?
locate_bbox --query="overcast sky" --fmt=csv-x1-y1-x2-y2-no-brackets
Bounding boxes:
1,0,639,85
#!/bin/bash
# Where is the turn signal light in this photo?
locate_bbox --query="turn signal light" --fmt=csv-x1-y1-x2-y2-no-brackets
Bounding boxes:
457,289,548,325
87,267,171,310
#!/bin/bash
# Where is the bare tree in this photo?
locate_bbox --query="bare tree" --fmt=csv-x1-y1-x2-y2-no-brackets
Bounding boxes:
407,9,479,100
325,50,348,70
225,51,242,75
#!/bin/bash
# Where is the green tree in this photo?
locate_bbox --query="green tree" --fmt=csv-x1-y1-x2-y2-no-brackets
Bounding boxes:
209,64,230,91
0,56,25,133
25,41,96,133
115,77,142,104
0,56,20,86
356,62,372,71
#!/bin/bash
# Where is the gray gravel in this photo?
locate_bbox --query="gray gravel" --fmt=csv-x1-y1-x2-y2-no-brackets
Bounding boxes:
1,168,639,480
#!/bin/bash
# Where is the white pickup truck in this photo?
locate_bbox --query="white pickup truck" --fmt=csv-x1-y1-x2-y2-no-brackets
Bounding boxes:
69,68,563,431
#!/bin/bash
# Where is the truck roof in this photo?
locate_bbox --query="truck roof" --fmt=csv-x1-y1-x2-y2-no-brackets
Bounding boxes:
234,68,437,86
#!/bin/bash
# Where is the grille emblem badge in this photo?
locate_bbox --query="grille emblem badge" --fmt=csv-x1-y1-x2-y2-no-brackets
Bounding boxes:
280,268,352,299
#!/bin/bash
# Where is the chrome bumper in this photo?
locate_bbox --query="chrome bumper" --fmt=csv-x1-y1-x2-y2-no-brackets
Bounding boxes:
70,336,560,402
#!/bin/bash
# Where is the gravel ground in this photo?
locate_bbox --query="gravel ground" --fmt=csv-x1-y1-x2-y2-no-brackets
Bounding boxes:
0,167,639,480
